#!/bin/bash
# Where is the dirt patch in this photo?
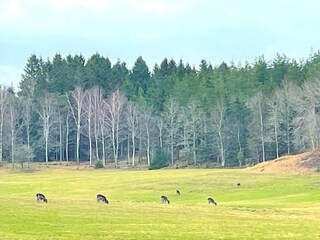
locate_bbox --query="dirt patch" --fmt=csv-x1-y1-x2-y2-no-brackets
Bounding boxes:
248,151,320,174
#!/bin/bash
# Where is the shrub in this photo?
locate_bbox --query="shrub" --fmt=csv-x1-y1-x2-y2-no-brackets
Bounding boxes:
149,147,169,170
94,161,104,169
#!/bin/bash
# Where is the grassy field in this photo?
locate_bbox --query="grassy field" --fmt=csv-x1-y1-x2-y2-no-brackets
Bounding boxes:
0,166,319,239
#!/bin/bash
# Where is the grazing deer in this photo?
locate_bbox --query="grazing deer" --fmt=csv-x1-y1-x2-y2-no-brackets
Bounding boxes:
207,197,217,205
176,189,180,195
97,194,109,204
237,183,241,187
160,195,170,204
36,193,48,203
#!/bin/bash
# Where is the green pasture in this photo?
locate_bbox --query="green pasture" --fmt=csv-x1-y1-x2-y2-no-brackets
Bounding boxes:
0,167,319,239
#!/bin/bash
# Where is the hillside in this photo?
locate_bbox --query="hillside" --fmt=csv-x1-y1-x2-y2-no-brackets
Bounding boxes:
248,151,320,174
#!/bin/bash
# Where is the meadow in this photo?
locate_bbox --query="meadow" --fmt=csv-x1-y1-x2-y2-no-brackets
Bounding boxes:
0,166,319,239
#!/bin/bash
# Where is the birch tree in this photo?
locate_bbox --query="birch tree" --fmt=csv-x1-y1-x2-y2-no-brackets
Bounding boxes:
126,101,138,166
266,89,281,158
83,88,95,166
156,116,164,149
105,90,125,167
247,91,266,162
91,87,104,163
140,105,154,166
56,95,69,163
65,108,72,163
210,100,227,166
37,92,57,165
19,76,36,166
67,86,86,163
292,79,320,151
278,80,297,155
0,86,9,163
163,98,180,165
99,99,107,166
6,93,23,168
188,100,202,164
178,106,191,161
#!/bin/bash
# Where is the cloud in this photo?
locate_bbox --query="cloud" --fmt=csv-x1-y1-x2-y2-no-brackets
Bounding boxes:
0,0,24,19
123,0,186,16
30,0,109,11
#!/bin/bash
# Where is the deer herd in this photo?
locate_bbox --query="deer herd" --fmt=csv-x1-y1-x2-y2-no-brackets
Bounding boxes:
35,183,241,206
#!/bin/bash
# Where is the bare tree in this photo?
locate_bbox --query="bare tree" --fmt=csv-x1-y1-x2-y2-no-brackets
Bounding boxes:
177,106,190,162
37,92,57,165
278,80,297,155
65,109,72,163
83,88,95,166
0,86,9,163
99,99,108,166
156,116,164,149
266,89,281,158
105,90,125,167
163,98,180,165
140,105,154,166
292,79,320,151
126,101,138,166
55,95,69,164
6,93,23,168
20,77,36,166
188,100,202,164
67,86,86,164
247,91,266,162
57,108,63,163
210,100,227,166
91,87,104,163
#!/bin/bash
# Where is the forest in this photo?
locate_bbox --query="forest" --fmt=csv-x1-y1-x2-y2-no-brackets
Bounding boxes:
1,50,320,168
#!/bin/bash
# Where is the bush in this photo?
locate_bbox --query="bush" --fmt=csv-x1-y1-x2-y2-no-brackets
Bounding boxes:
94,161,104,169
149,147,169,170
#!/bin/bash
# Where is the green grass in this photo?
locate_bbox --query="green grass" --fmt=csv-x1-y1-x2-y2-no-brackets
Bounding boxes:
0,167,319,239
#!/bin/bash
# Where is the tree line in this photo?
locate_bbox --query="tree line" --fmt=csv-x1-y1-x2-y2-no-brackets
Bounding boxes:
1,50,320,168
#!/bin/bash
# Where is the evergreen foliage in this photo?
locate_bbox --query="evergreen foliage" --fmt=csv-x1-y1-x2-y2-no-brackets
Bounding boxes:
0,50,319,167
94,161,104,169
149,147,169,170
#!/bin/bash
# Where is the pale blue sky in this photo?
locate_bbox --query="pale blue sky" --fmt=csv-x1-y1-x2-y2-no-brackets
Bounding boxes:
1,0,320,87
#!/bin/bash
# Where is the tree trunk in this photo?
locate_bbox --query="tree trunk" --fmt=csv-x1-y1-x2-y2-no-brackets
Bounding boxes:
170,133,174,165
218,123,225,167
65,116,69,163
193,127,197,164
45,134,48,166
258,99,265,162
76,123,80,164
0,90,5,163
132,130,135,167
88,117,92,166
139,132,142,164
127,133,130,164
237,126,242,167
11,125,14,169
101,124,106,167
146,126,150,166
59,114,63,164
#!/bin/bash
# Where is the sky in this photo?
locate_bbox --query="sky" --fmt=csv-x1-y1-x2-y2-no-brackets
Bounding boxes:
1,0,320,87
